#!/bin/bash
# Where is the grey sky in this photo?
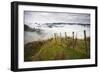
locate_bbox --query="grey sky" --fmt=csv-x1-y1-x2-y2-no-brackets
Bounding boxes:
24,11,90,43
24,11,90,25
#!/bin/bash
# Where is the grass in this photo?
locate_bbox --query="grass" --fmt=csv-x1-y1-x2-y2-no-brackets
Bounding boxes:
24,36,90,62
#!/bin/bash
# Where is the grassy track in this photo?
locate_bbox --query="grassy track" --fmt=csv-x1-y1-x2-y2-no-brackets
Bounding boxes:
24,37,90,61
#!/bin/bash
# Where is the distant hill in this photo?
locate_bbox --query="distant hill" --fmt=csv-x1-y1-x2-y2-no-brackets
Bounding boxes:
24,24,38,32
24,24,43,34
42,22,90,28
24,24,30,31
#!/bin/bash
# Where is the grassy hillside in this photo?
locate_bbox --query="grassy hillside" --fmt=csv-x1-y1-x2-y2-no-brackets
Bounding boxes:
24,36,90,61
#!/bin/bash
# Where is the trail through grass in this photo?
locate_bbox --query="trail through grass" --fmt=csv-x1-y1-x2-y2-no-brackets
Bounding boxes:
24,37,90,61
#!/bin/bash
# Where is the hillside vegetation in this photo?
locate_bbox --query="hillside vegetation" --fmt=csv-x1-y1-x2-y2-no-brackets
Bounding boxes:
24,33,90,61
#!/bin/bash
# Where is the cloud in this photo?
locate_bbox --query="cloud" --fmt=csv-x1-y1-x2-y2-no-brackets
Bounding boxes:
24,11,90,25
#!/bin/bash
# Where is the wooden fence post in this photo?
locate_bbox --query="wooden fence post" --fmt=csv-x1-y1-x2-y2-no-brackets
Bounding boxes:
60,32,62,42
54,33,57,43
65,32,67,39
74,33,77,47
84,30,87,52
72,32,74,49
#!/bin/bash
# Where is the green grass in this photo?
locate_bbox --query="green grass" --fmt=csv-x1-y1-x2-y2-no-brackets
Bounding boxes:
24,37,90,61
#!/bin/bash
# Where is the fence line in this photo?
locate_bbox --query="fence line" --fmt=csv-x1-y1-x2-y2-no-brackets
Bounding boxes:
49,30,88,50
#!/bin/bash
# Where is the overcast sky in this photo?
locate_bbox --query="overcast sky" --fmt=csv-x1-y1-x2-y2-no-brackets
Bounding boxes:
24,11,90,43
24,11,90,25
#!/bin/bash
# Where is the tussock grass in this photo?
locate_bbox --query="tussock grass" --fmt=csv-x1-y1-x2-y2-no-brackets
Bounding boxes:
24,37,90,62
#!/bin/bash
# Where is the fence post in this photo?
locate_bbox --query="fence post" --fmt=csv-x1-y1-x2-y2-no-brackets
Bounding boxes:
65,32,67,39
60,32,62,42
54,33,57,43
74,33,77,47
72,32,74,49
84,30,87,52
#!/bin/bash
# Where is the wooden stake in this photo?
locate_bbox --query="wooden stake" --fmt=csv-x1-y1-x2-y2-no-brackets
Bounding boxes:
60,32,62,42
84,30,87,52
54,33,57,43
65,32,67,39
72,32,74,49
75,33,77,47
